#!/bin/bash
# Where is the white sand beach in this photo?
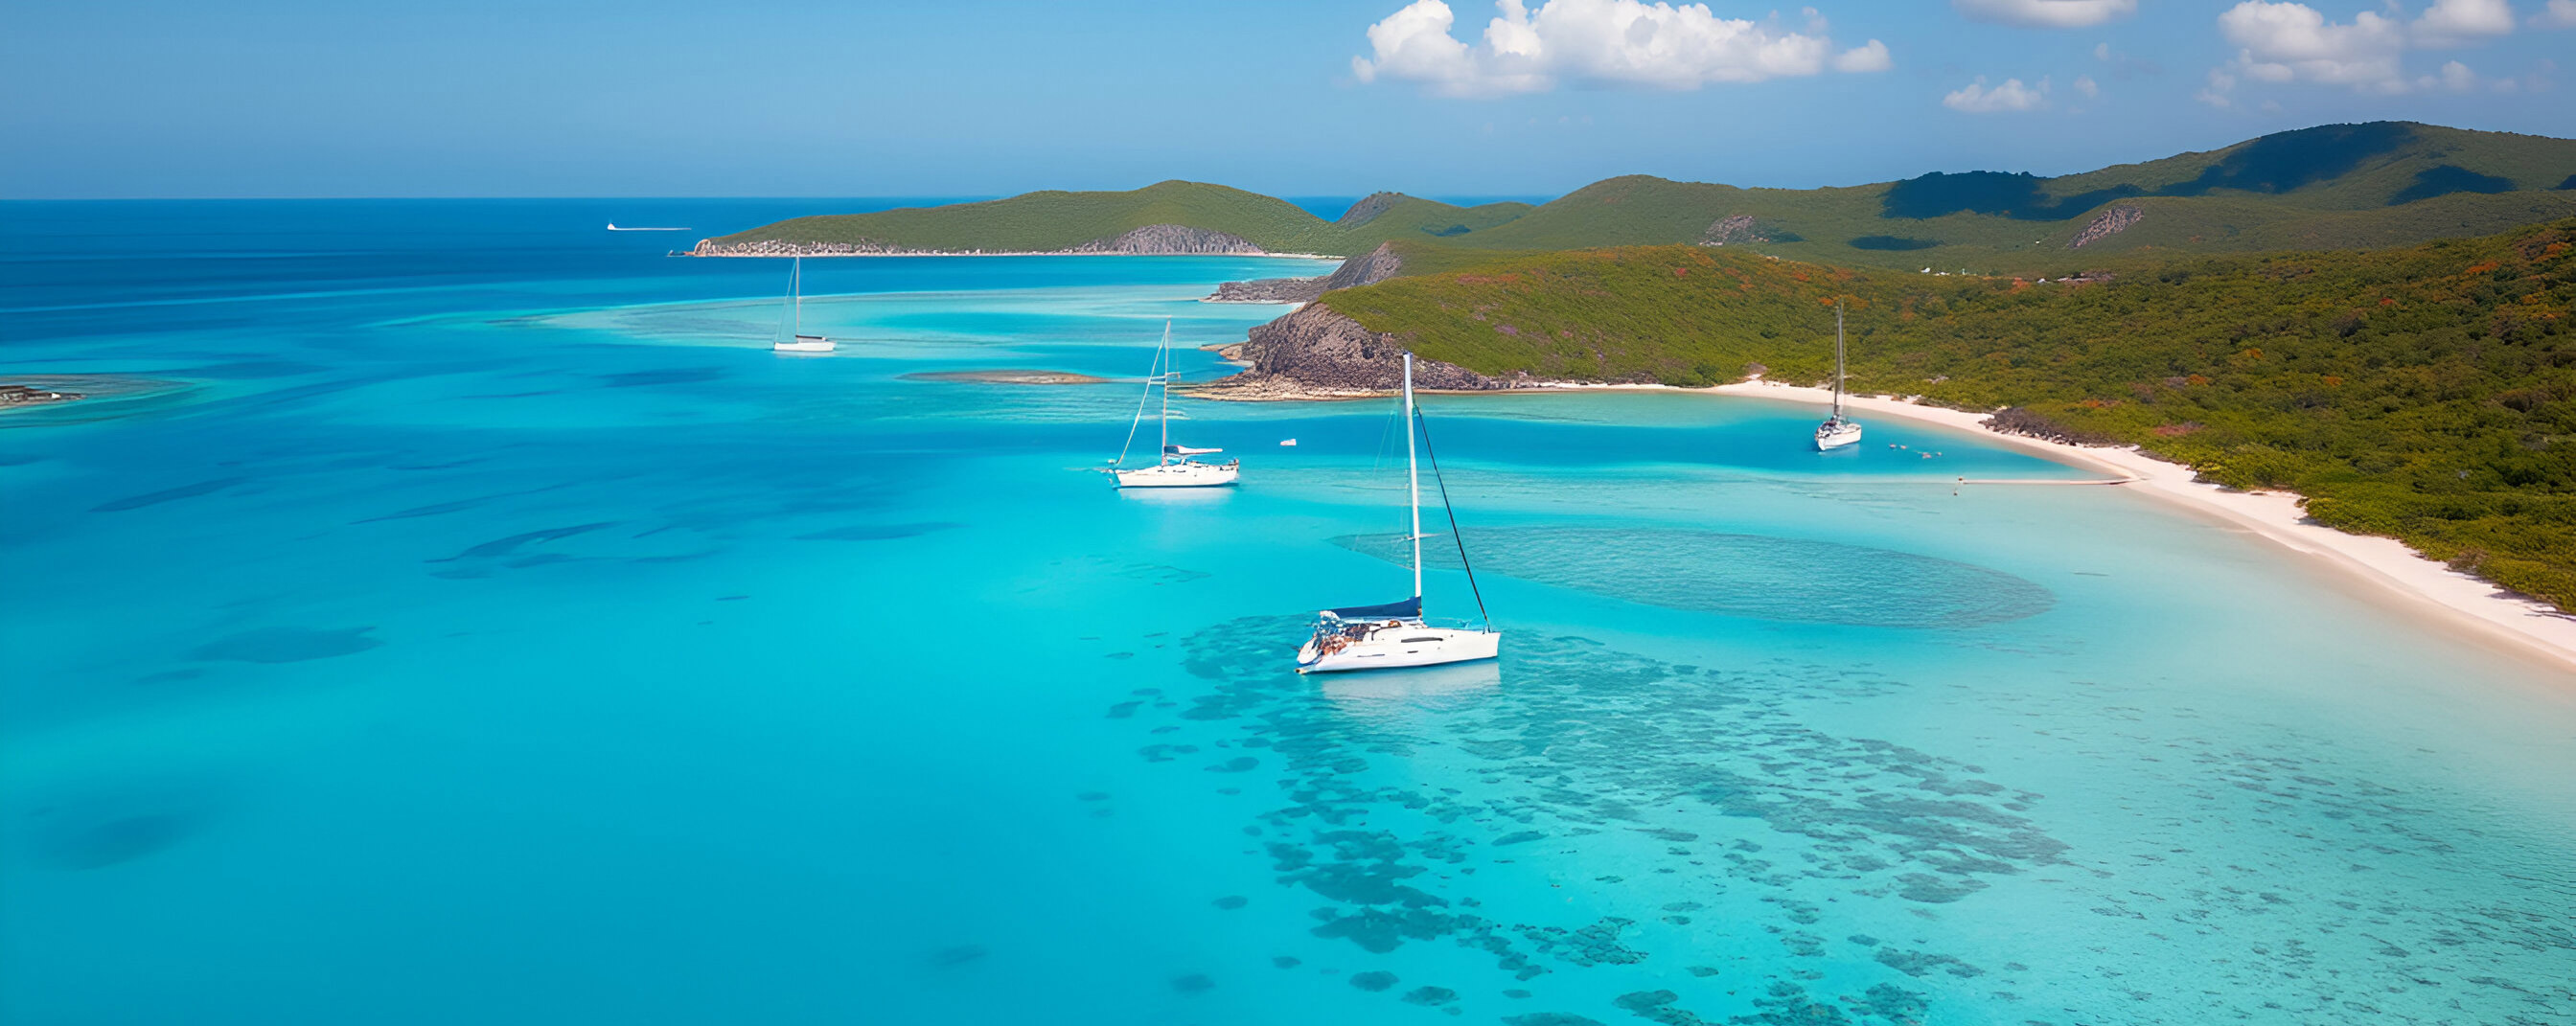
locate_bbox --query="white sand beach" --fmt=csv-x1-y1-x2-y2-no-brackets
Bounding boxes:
1709,380,2576,674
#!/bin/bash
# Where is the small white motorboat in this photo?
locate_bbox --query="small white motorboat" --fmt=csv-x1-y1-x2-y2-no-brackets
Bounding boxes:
1298,353,1500,673
772,257,835,353
1814,300,1861,450
1111,320,1238,488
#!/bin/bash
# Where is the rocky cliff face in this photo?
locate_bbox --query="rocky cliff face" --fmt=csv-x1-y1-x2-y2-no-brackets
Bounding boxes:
2068,205,2144,248
1319,242,1404,290
1206,305,1524,396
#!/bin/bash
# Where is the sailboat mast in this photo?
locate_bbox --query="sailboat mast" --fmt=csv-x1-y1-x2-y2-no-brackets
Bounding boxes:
793,257,803,335
1405,353,1422,603
1158,320,1171,462
1831,300,1846,419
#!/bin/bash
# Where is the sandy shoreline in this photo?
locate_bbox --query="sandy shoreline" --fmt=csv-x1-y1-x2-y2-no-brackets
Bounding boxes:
1703,380,2576,673
1196,373,2576,672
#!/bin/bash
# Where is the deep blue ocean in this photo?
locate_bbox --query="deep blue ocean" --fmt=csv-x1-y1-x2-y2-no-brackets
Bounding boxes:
3,200,2571,1025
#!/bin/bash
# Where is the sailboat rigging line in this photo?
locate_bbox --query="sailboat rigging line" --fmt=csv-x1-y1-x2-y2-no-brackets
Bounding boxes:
1412,404,1491,632
1370,392,1400,479
1112,329,1165,468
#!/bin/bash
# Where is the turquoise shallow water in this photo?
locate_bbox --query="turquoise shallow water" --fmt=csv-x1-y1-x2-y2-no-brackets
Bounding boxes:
4,201,2573,1025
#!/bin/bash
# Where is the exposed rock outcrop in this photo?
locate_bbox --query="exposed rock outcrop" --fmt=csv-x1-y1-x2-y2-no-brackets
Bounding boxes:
1335,192,1407,227
1069,224,1265,255
2068,205,2144,249
1195,305,1525,398
1320,241,1404,290
1700,215,1764,246
690,223,1264,257
1206,277,1328,304
1202,242,1405,304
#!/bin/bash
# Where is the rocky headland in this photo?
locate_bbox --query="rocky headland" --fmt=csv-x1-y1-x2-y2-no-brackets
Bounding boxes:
1206,277,1328,304
1202,241,1407,305
692,223,1271,258
1191,304,1534,400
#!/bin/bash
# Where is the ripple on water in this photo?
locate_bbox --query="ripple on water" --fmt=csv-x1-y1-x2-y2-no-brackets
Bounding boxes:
1331,527,2055,627
21,786,217,871
188,626,383,664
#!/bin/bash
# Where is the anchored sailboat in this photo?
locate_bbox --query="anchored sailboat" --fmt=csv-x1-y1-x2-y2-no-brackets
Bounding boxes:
1814,300,1861,450
1111,320,1239,488
1297,353,1501,673
773,257,834,353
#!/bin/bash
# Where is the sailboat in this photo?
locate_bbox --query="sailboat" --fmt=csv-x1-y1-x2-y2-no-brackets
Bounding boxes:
1111,320,1239,488
773,257,834,353
1814,300,1862,450
1297,353,1501,673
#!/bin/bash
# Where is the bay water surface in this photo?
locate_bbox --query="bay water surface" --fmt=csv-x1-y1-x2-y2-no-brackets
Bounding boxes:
4,201,2572,1025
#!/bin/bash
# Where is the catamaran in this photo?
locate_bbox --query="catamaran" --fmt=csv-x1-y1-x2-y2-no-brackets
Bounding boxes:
773,257,834,353
1111,320,1238,488
1814,300,1862,450
1297,353,1500,673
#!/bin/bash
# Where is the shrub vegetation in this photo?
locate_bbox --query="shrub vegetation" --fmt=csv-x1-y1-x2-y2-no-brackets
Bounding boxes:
1316,220,2576,607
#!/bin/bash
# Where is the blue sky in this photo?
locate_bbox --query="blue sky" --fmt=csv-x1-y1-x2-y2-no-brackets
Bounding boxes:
4,0,2569,198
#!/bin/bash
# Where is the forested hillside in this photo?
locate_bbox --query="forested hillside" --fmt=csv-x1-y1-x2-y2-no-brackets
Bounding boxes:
1316,221,2576,606
708,122,2576,272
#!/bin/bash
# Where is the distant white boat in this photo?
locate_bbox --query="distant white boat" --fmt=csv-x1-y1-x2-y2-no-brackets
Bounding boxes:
1111,320,1237,487
607,223,689,232
1297,353,1500,673
1815,301,1862,451
773,257,834,353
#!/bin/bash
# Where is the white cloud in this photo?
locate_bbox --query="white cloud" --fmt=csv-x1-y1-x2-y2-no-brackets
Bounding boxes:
1349,0,1885,96
2432,58,2478,90
2537,0,2576,29
2215,2,2409,94
2412,0,2516,46
1952,0,2136,28
2196,68,2238,106
1833,38,1893,72
2199,0,2524,103
1944,76,2051,112
2074,74,2100,97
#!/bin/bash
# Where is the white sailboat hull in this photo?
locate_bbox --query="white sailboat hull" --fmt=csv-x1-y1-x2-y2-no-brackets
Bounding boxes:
1115,461,1239,488
774,336,834,353
1814,420,1862,450
1298,625,1500,673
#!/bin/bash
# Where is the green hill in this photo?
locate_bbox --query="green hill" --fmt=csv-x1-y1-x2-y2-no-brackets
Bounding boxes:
1311,219,2576,607
701,181,1530,256
707,122,2576,270
706,180,1334,253
1460,123,2576,269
